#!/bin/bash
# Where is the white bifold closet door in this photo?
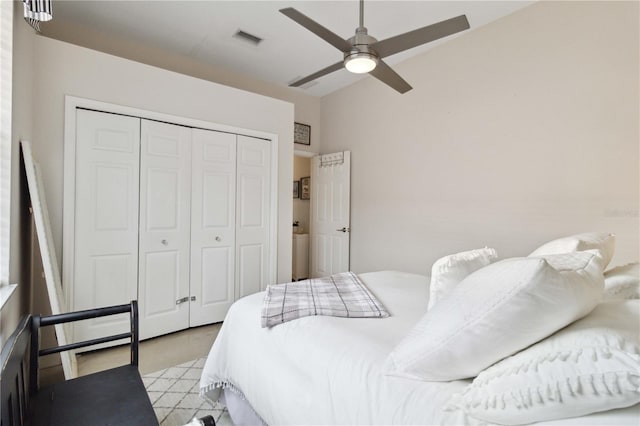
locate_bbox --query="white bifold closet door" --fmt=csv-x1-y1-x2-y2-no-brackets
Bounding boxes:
189,129,236,326
73,109,141,342
190,132,271,322
236,135,271,298
138,120,192,339
72,109,272,342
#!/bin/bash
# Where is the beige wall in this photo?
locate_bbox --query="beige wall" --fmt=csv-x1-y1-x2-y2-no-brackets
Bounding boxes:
6,3,324,347
320,1,639,275
1,0,34,346
6,3,323,343
6,1,638,348
26,34,295,288
41,19,321,155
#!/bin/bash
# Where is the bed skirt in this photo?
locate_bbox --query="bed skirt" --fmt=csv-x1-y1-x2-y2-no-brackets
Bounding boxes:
221,388,265,426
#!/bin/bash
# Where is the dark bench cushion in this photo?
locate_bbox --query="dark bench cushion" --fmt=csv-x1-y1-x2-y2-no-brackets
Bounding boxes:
29,365,157,426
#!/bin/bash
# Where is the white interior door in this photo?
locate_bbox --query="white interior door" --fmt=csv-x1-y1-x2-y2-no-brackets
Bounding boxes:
310,151,351,277
190,129,236,326
138,119,191,339
236,135,271,298
73,109,140,342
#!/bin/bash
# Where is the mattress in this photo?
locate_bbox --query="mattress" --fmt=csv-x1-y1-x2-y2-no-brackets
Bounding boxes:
200,270,640,425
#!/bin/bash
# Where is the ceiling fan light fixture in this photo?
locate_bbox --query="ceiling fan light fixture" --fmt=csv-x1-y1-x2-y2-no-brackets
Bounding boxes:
344,52,378,74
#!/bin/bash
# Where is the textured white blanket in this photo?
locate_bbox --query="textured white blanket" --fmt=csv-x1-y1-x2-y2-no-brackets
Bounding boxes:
200,271,640,425
261,271,389,327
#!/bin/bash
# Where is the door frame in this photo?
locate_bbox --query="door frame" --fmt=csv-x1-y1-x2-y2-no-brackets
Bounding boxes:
293,149,316,158
62,96,279,327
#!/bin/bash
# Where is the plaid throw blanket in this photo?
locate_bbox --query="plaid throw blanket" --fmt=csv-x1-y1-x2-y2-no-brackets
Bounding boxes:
261,271,389,328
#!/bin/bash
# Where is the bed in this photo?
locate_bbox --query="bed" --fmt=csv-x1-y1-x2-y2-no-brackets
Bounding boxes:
200,269,640,425
201,271,640,425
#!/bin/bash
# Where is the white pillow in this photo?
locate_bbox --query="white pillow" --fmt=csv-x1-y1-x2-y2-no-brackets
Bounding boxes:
604,262,640,300
427,247,498,310
384,251,604,381
529,232,615,268
452,299,640,425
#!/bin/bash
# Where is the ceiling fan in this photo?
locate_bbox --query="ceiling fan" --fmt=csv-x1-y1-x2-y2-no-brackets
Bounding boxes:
280,0,470,94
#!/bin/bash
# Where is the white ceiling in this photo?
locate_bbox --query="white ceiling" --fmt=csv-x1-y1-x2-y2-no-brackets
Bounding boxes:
49,1,534,97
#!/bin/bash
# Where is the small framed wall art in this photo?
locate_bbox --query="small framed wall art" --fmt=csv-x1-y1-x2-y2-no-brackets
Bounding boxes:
300,176,310,200
294,122,311,146
293,180,300,198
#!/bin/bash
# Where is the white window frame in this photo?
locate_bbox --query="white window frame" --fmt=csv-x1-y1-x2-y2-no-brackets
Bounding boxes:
0,0,14,291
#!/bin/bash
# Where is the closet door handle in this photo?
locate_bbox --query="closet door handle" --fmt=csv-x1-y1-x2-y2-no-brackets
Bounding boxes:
161,239,168,246
215,236,221,242
176,297,189,305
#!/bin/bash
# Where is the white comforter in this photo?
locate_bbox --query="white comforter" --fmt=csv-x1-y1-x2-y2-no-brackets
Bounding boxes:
200,271,640,425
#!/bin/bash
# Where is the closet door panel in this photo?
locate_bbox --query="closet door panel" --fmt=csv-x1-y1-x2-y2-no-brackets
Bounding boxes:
146,169,179,228
201,247,232,302
139,120,191,339
74,109,140,342
236,135,271,299
143,251,181,313
190,129,236,327
238,244,263,297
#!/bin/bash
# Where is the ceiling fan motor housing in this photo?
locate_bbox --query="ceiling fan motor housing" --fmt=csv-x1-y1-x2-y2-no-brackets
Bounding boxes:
345,27,378,58
344,27,379,73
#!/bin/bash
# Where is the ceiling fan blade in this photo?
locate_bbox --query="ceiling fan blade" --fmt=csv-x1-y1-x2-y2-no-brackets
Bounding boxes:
280,8,352,53
369,60,412,94
370,15,470,58
289,61,345,87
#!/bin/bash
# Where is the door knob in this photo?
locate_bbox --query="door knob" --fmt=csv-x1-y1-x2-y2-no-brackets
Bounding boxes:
336,227,350,233
161,239,168,245
215,236,221,242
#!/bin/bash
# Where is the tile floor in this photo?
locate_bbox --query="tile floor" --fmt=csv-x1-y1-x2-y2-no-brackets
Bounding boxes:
143,357,232,426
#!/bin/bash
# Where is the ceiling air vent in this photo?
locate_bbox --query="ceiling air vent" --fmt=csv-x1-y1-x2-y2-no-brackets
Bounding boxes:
233,29,263,46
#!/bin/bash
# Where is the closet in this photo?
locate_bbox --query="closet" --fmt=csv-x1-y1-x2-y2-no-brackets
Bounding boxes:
70,109,272,341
